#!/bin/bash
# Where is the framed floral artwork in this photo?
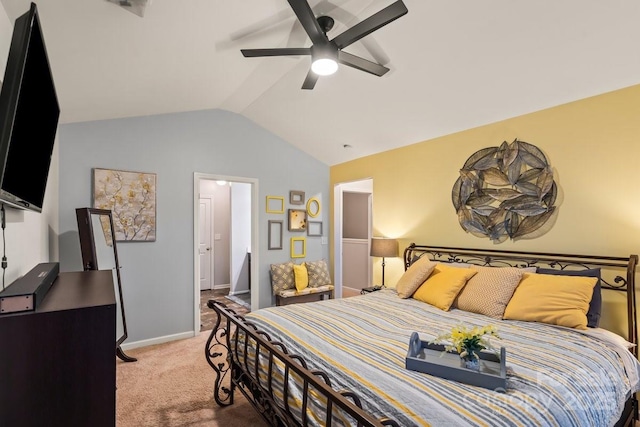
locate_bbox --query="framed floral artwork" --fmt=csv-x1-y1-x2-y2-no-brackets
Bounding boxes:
93,168,157,242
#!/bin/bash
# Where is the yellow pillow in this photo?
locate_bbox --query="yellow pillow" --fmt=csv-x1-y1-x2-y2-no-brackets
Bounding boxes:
395,256,437,298
413,264,477,311
293,264,308,291
503,272,597,330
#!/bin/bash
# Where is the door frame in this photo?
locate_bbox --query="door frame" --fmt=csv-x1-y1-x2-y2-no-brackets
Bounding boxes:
193,173,259,335
333,178,373,299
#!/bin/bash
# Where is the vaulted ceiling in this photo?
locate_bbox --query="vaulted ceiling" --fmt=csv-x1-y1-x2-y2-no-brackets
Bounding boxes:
1,0,639,165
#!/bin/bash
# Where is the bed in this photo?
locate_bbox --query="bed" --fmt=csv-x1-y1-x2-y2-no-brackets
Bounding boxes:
205,244,640,426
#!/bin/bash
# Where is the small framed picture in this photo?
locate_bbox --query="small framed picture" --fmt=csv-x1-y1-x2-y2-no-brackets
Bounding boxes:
268,220,283,250
291,237,306,258
288,209,307,231
307,221,323,237
266,196,285,214
290,190,305,205
307,197,320,218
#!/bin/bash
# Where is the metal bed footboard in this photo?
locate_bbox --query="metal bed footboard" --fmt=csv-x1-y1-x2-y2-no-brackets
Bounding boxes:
204,299,399,427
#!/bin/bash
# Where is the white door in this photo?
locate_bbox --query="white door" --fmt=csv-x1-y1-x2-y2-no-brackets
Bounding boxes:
199,198,213,290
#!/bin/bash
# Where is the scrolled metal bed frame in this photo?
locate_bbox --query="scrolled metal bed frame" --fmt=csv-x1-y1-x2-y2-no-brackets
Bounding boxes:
205,244,639,427
204,299,399,426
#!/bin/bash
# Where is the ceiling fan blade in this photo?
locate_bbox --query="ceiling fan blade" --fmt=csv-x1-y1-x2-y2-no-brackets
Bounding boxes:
338,51,389,76
229,8,293,42
287,0,328,45
331,1,408,49
317,0,390,65
241,48,311,57
302,70,319,90
107,0,150,17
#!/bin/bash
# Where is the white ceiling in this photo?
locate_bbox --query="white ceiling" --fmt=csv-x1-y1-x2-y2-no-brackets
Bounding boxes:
1,0,639,166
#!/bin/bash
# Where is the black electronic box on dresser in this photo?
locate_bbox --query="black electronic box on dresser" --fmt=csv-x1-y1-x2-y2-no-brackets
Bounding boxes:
0,269,116,427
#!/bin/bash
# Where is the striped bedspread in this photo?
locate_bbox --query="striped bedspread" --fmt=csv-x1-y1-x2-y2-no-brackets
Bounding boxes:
244,290,640,427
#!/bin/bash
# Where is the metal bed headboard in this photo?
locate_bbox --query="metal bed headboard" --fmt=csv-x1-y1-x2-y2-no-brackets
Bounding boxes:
403,243,639,355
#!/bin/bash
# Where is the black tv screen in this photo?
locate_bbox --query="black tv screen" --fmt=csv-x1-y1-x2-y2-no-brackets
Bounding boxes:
0,2,59,212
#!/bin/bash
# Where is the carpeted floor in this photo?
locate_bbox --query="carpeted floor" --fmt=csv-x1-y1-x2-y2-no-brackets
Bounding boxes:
116,331,268,426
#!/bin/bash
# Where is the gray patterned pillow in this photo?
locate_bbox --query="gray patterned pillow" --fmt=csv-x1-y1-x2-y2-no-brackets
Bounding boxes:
306,259,332,288
270,262,295,293
454,266,524,319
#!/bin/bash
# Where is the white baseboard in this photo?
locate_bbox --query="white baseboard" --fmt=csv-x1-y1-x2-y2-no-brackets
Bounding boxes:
120,331,195,350
228,289,250,296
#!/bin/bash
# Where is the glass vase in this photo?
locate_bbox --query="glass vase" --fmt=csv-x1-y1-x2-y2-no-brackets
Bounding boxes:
462,356,480,371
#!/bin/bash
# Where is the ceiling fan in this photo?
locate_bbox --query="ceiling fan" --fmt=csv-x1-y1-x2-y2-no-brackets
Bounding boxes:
241,0,408,90
107,0,150,17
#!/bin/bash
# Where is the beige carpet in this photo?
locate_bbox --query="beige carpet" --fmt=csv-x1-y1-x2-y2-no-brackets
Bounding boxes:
116,332,268,426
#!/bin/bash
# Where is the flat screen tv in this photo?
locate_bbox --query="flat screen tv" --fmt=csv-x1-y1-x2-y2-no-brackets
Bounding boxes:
0,2,59,213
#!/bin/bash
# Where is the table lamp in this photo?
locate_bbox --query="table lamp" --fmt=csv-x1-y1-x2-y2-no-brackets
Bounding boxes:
370,237,398,289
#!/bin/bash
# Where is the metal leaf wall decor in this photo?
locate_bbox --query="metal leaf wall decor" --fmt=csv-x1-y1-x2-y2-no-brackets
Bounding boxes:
452,139,558,243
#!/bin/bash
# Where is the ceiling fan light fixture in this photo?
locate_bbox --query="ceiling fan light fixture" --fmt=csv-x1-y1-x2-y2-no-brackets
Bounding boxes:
310,44,338,76
311,58,338,76
239,0,408,89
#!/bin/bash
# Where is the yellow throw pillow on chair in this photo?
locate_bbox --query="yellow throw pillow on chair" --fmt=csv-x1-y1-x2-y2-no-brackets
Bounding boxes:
293,264,309,291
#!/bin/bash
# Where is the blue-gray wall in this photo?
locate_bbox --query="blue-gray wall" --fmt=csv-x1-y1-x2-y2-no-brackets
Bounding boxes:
58,109,329,344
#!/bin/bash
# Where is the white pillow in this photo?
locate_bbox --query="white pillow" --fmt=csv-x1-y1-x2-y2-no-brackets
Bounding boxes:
581,328,636,349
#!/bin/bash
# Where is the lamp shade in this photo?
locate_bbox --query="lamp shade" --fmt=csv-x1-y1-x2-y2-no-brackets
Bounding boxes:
370,238,398,258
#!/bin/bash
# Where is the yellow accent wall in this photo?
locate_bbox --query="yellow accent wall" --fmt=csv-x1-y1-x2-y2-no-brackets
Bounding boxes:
331,83,640,336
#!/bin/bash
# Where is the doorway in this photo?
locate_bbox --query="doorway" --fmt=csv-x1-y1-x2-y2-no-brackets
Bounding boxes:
193,173,259,335
333,179,373,299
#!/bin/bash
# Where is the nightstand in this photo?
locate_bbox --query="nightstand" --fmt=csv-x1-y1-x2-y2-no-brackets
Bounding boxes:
361,286,383,294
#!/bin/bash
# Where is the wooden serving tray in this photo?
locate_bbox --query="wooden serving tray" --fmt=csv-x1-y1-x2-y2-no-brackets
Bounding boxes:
405,332,508,391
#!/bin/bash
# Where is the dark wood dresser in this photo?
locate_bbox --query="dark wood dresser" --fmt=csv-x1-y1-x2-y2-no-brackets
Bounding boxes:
0,269,116,426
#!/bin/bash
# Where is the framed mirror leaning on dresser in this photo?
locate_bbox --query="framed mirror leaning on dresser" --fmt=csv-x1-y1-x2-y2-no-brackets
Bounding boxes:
76,207,137,362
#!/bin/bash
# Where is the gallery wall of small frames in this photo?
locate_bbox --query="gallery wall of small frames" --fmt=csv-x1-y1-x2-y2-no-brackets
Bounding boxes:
266,190,323,258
